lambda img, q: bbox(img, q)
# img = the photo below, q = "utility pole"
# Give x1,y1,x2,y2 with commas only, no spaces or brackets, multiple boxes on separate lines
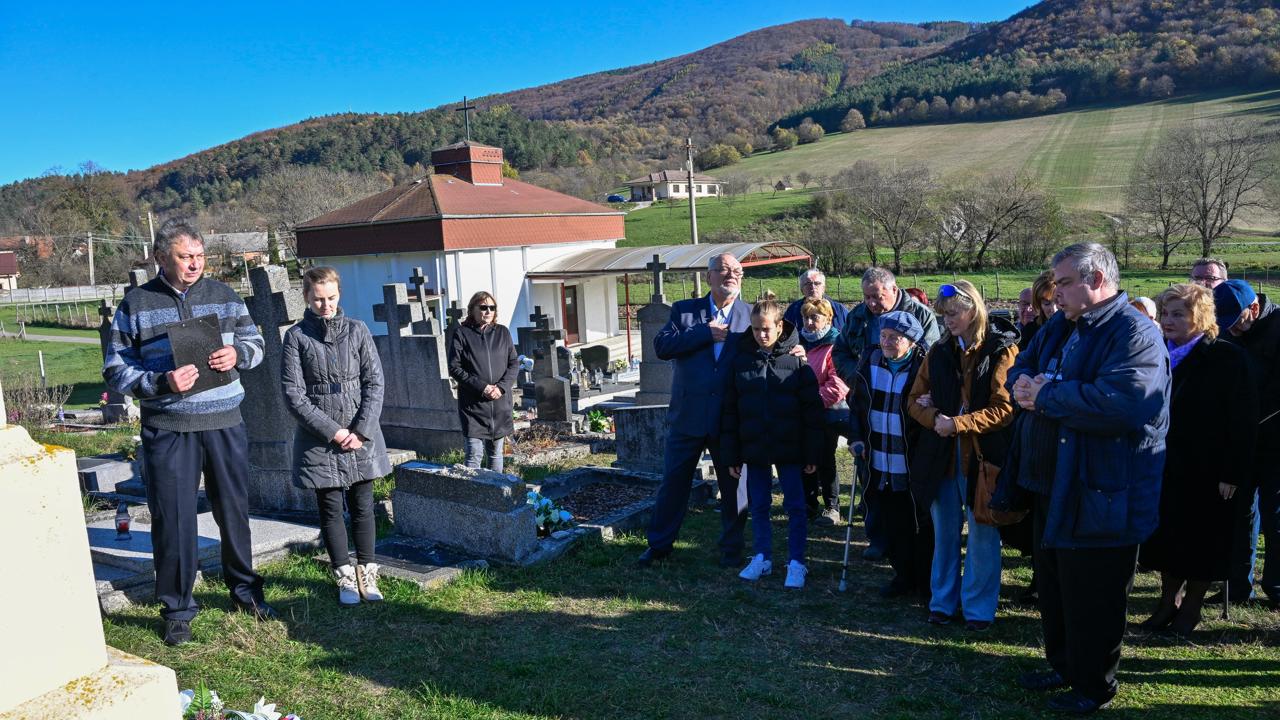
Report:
145,211,154,260
686,138,702,298
87,231,96,286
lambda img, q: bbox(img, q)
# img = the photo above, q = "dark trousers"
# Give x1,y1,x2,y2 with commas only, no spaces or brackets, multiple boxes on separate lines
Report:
647,430,747,557
1033,495,1137,703
142,423,263,621
315,480,376,568
1228,472,1280,602
802,423,843,511
857,456,888,552
874,483,934,594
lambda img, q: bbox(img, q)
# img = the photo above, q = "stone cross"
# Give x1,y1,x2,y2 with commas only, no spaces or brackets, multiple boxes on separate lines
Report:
646,254,667,304
408,267,430,304
246,265,306,344
447,301,465,328
374,283,425,337
97,298,136,422
127,268,148,291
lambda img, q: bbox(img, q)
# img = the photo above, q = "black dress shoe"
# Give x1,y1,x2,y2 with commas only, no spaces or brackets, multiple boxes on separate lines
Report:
636,547,672,567
879,578,914,598
1046,690,1112,714
233,600,280,621
163,619,192,646
719,551,743,568
1017,669,1067,691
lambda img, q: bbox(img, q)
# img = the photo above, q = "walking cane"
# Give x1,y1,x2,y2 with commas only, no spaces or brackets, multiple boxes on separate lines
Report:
838,455,861,592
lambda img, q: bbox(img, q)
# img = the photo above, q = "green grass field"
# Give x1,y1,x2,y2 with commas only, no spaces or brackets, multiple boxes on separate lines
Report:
0,338,105,408
621,190,817,247
728,89,1280,229
0,301,100,338
101,482,1278,720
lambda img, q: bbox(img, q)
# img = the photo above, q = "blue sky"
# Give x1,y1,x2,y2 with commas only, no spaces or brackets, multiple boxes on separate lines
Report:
0,1,1033,185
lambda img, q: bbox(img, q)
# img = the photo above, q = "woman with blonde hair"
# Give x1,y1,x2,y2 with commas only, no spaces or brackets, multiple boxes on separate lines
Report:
1138,283,1256,634
907,279,1020,630
447,291,520,472
282,266,391,606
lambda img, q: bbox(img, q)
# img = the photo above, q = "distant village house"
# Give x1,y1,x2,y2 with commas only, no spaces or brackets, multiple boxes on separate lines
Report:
624,170,720,202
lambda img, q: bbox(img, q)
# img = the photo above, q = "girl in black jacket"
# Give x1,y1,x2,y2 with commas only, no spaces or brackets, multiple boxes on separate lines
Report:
723,297,824,588
447,291,520,473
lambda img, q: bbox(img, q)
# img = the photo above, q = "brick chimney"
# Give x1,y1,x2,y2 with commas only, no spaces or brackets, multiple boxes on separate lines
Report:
430,142,504,186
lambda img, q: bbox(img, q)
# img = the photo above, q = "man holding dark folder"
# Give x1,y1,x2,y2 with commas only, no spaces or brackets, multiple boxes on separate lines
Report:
103,219,273,646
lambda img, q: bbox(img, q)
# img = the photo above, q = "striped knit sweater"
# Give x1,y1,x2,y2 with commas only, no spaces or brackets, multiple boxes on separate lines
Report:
103,274,264,431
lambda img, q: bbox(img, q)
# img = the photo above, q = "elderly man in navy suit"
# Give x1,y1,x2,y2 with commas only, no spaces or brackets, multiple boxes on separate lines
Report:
638,252,757,567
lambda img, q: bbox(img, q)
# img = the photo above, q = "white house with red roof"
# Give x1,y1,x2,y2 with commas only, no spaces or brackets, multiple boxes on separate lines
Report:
296,141,627,346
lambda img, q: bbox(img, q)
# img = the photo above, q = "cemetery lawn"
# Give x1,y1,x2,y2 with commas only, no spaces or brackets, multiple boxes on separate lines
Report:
102,477,1279,719
0,338,105,408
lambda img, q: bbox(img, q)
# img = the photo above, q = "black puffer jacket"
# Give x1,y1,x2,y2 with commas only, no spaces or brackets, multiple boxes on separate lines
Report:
281,308,391,489
447,322,519,440
721,326,825,467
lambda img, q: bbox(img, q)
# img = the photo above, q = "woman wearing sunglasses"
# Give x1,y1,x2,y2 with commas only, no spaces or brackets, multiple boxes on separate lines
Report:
447,291,520,472
906,279,1020,630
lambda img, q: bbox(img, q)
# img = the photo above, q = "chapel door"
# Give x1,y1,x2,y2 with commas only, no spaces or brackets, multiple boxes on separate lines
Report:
562,284,580,345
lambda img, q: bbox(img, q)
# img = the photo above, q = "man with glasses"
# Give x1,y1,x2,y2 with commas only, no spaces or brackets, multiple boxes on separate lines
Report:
1190,258,1228,289
783,268,848,332
638,253,754,568
1003,242,1169,713
833,267,939,560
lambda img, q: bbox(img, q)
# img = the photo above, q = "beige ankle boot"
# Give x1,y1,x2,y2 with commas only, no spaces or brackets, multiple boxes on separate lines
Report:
334,564,360,606
356,563,383,602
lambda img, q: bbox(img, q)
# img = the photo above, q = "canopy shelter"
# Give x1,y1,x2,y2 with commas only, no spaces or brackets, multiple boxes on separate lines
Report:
526,241,812,359
525,241,811,280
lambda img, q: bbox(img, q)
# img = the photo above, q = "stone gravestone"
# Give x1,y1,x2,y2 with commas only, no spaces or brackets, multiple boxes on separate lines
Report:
373,283,463,456
97,298,138,424
612,404,670,475
528,308,572,422
407,266,442,336
392,461,537,564
240,264,311,512
579,345,610,384
0,378,179,718
635,254,674,406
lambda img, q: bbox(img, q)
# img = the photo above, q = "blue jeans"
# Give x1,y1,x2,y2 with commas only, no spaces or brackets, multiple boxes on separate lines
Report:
747,463,807,564
930,472,1003,622
465,437,505,474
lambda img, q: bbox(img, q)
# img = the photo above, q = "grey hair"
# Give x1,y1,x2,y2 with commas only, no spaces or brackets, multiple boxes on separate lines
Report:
1190,257,1228,278
154,218,204,257
707,252,738,272
1051,242,1120,289
799,268,825,285
861,266,896,288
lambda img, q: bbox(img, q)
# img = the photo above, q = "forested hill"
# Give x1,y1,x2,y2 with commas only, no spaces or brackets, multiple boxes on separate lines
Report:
779,0,1280,130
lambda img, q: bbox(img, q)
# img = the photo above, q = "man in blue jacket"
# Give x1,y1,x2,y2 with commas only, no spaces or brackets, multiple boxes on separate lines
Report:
782,267,848,332
1006,243,1170,714
638,252,754,567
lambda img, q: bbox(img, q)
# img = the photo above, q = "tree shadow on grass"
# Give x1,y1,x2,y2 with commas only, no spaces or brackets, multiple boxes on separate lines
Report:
105,503,1280,720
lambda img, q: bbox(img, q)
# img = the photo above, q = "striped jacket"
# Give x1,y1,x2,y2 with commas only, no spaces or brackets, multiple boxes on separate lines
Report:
103,274,264,431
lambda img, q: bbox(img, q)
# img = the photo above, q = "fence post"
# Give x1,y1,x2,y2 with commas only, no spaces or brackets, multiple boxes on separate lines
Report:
995,271,1001,301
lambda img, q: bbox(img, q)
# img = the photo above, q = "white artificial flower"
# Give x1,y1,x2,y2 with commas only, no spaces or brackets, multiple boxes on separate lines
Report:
210,690,224,711
178,689,194,713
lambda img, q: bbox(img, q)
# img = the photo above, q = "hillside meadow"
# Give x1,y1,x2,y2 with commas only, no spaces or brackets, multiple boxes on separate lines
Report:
729,89,1280,229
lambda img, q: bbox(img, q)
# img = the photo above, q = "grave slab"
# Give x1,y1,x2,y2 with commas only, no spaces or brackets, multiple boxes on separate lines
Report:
77,455,136,493
613,404,669,475
315,536,474,592
87,513,321,574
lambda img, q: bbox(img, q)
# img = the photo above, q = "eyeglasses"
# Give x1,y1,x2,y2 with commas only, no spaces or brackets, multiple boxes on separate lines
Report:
712,267,744,277
477,305,496,312
1191,275,1223,284
938,284,973,301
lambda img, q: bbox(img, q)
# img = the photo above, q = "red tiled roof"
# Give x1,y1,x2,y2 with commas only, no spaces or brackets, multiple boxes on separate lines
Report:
0,251,18,276
0,235,53,259
295,175,625,258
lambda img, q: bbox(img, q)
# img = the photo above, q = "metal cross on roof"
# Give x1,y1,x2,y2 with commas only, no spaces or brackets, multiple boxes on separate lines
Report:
456,96,477,141
646,254,668,304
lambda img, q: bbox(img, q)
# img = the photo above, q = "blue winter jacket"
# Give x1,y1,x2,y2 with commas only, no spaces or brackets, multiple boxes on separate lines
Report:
1004,292,1170,549
654,294,752,438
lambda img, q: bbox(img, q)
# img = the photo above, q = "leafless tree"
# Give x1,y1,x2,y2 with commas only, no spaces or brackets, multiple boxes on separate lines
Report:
247,166,391,257
718,173,750,207
1163,119,1276,257
842,163,936,274
807,211,860,276
1124,148,1191,269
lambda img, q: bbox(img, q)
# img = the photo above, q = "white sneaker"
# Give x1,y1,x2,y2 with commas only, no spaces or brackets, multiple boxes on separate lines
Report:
357,563,384,602
739,554,772,581
784,560,808,589
334,564,360,606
